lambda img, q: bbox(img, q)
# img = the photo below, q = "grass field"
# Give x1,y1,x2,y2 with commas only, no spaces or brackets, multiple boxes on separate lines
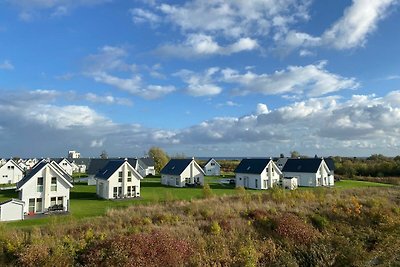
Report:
0,177,394,227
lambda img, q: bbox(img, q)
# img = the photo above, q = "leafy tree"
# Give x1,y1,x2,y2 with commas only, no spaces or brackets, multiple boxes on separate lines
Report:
290,151,300,158
148,147,169,174
100,150,108,159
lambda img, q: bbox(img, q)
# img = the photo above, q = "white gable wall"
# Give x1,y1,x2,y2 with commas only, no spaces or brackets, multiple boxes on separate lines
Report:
284,161,333,187
161,160,205,188
0,200,24,221
204,159,221,176
19,165,72,214
235,161,281,190
0,160,24,184
58,159,73,176
96,162,142,199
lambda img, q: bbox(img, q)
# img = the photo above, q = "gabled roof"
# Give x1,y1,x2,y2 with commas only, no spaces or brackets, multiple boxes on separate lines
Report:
52,158,72,166
160,159,194,175
2,159,25,173
95,160,140,180
139,157,155,167
17,161,73,190
234,158,273,174
282,158,324,173
204,158,221,167
324,158,335,171
50,161,73,182
0,198,25,206
87,159,110,175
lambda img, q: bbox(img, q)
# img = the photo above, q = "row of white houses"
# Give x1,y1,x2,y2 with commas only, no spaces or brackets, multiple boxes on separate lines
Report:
0,156,334,222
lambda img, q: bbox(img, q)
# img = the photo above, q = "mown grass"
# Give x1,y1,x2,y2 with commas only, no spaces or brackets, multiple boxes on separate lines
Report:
0,177,393,227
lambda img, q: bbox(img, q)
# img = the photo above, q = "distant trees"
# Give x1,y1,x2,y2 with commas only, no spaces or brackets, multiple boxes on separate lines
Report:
290,151,300,158
148,147,169,174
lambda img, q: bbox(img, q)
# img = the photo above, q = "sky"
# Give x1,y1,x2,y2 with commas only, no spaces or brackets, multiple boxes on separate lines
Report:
0,0,400,158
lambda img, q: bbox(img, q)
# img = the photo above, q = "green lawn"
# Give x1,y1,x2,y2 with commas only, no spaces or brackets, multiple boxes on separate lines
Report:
0,177,393,227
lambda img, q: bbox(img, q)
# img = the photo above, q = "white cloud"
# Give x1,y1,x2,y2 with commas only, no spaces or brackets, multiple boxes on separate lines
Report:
221,61,359,97
85,46,175,99
85,93,133,106
157,34,258,57
130,8,161,24
256,103,269,115
90,138,105,148
322,0,397,49
217,101,240,108
0,60,14,70
175,67,222,96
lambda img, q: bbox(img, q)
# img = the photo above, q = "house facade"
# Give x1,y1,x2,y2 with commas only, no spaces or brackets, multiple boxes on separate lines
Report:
203,158,221,176
0,199,25,221
161,158,205,187
0,159,24,184
55,158,74,176
282,158,334,187
16,161,73,214
235,158,282,190
138,157,156,177
96,160,142,199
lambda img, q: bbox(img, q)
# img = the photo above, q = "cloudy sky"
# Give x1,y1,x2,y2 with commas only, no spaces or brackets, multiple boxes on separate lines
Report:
0,0,400,158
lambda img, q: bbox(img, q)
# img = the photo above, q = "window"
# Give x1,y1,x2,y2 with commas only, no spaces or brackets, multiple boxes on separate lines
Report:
118,171,123,177
58,197,63,206
37,177,43,192
118,171,123,182
127,171,132,182
176,178,179,186
118,187,122,197
211,162,215,166
51,197,56,206
255,179,258,188
127,186,132,197
29,199,35,213
113,187,118,198
51,177,57,191
36,198,42,213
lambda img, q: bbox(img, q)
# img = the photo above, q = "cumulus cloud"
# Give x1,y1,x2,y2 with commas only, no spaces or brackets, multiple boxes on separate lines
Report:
174,67,222,96
0,60,14,70
157,34,258,57
85,93,133,106
221,61,359,97
85,46,175,99
130,8,161,24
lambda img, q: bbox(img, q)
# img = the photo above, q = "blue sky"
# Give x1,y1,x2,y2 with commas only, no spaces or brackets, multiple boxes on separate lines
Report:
0,0,400,158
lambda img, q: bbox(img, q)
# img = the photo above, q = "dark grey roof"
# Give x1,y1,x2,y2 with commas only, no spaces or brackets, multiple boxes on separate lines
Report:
160,159,192,175
87,159,110,175
17,161,47,189
95,160,125,180
282,158,323,173
324,158,335,171
234,158,272,174
71,158,91,167
139,157,155,167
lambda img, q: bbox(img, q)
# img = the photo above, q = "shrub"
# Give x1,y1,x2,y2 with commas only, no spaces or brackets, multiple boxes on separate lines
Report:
273,213,319,245
203,183,213,199
310,214,329,231
209,221,222,235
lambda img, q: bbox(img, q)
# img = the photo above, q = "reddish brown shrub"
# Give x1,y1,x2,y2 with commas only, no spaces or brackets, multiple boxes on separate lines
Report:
273,213,319,244
78,230,193,267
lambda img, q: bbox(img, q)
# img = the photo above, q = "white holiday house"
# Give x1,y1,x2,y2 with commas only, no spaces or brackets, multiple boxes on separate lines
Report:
0,199,25,221
16,160,73,214
0,159,24,184
95,159,143,199
54,158,74,176
160,158,205,187
235,158,282,190
203,158,221,176
282,158,334,187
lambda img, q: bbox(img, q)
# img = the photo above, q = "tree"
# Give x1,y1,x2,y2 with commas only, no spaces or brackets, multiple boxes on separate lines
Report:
290,151,300,158
148,147,169,174
100,150,108,159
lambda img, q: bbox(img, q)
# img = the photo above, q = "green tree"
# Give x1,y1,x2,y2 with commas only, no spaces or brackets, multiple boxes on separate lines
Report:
290,151,300,158
148,147,169,174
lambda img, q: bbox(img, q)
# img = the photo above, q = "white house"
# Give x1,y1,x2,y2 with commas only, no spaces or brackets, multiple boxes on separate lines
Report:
18,161,29,172
160,158,205,187
282,158,334,187
68,150,81,159
16,160,73,214
0,159,6,167
96,159,143,199
203,158,221,176
25,158,38,169
234,158,282,190
137,157,156,177
54,158,74,176
283,177,298,190
0,199,25,222
0,159,24,184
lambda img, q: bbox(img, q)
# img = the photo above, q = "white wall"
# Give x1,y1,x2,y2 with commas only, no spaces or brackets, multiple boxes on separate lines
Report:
19,165,71,214
96,162,142,199
235,161,281,190
58,159,73,176
204,160,221,176
0,160,24,184
161,160,205,188
0,201,24,221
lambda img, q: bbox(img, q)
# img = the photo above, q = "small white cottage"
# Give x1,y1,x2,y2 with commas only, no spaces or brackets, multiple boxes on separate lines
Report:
95,159,143,199
203,158,221,176
282,158,334,187
160,158,205,187
0,199,25,222
0,159,24,184
16,160,73,214
234,158,282,190
54,158,74,176
283,177,298,190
